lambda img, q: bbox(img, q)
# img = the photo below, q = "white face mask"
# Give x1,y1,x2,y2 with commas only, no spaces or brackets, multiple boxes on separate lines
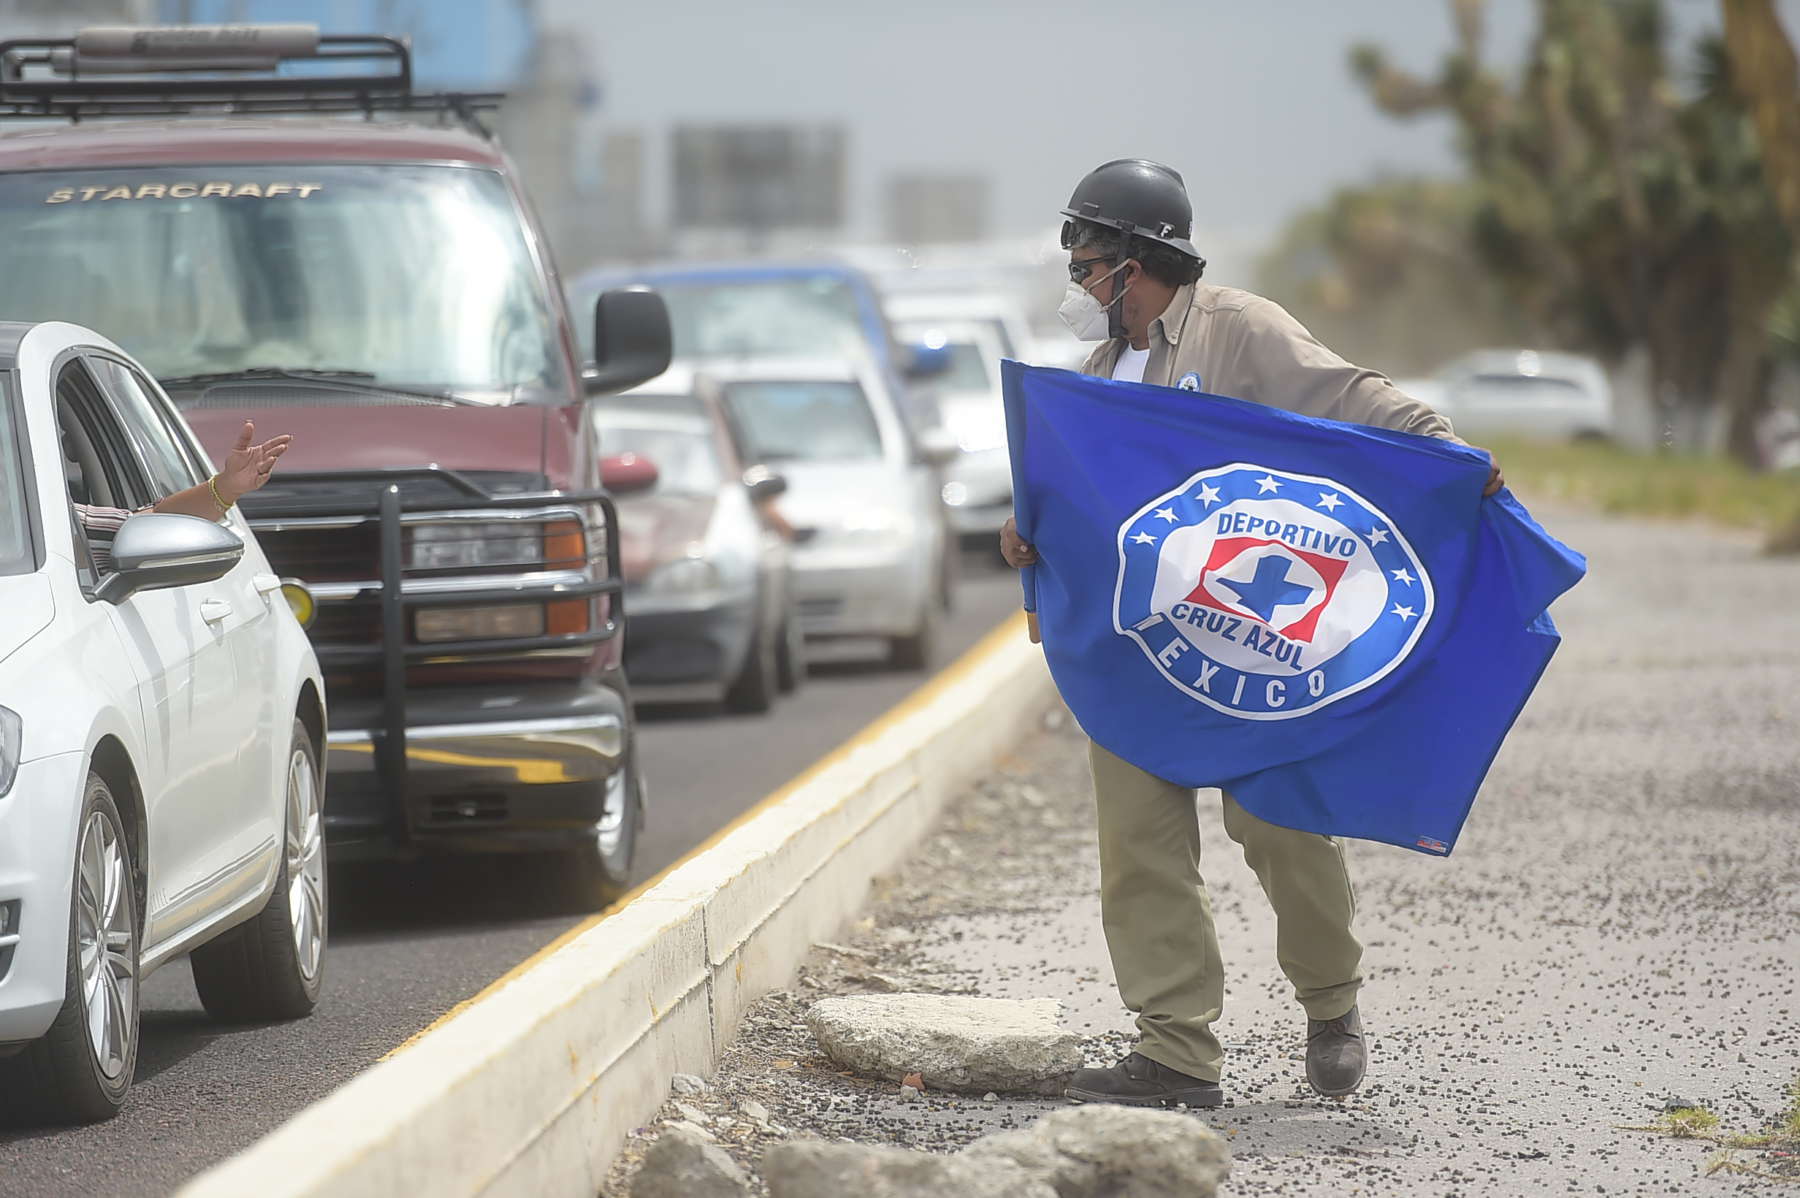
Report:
1057,263,1130,341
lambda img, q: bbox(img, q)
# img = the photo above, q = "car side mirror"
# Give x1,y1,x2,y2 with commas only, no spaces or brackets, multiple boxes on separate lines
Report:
601,452,660,495
903,342,952,381
585,287,673,397
916,427,962,468
94,513,244,604
742,464,788,503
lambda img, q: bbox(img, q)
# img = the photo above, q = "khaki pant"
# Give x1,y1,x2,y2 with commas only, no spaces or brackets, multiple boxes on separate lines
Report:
1089,739,1363,1082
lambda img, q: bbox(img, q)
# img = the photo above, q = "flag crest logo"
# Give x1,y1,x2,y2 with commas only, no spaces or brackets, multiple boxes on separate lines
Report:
1113,462,1434,720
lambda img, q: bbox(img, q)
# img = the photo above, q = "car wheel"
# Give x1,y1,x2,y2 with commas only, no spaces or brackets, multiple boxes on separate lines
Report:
887,580,941,671
190,719,326,1023
542,749,642,912
0,772,139,1124
725,615,779,714
775,607,806,694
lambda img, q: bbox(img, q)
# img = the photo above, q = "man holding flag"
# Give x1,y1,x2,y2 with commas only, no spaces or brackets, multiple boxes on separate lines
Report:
999,159,1566,1110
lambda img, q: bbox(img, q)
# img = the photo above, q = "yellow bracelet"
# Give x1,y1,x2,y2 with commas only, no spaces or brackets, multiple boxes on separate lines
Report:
207,474,233,516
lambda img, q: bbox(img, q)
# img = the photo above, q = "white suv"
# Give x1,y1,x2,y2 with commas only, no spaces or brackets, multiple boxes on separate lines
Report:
0,322,327,1123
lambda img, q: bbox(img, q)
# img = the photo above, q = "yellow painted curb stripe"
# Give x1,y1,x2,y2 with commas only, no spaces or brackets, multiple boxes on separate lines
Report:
379,609,1028,1062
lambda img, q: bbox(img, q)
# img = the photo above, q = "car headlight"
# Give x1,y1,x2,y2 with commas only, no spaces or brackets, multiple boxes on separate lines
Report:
407,522,541,571
646,554,722,596
0,706,20,798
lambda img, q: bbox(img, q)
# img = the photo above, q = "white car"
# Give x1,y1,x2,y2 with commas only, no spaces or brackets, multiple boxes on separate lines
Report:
713,358,955,670
883,290,1037,365
893,317,1015,546
1430,349,1614,441
0,321,327,1123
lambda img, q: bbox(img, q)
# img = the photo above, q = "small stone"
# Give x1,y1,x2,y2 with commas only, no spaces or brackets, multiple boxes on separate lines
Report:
898,1084,922,1102
671,1101,710,1125
671,1072,709,1097
740,1099,771,1124
630,1124,749,1198
962,1105,1231,1198
762,1140,1053,1198
1662,1096,1704,1112
807,993,1082,1094
663,1120,715,1142
984,1092,999,1102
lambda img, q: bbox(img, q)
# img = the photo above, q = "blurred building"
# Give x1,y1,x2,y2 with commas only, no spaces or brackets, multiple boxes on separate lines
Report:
669,123,846,258
884,173,989,247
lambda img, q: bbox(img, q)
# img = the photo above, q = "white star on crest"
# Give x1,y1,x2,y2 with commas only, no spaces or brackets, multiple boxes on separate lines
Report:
1391,567,1416,585
1390,603,1417,622
1255,474,1282,494
1153,507,1178,523
1366,526,1391,546
1131,531,1158,546
1195,482,1222,506
1316,491,1344,512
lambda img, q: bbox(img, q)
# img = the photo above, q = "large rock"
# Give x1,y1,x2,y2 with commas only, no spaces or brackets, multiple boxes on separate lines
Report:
961,1105,1231,1198
762,1140,1055,1198
630,1124,751,1198
806,994,1082,1094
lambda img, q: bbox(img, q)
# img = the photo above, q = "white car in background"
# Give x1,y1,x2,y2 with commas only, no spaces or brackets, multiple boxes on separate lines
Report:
883,290,1037,365
0,322,327,1123
893,317,1015,548
1429,348,1614,441
714,358,956,670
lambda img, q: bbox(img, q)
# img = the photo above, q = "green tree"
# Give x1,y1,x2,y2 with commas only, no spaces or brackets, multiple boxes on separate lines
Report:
1350,0,1792,462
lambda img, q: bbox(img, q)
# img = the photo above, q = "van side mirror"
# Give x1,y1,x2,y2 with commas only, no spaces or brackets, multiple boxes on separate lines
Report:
94,513,244,604
585,287,673,397
742,464,788,503
600,453,660,495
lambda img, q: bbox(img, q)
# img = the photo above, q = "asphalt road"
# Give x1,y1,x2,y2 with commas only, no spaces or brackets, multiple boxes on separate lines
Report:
0,562,1025,1198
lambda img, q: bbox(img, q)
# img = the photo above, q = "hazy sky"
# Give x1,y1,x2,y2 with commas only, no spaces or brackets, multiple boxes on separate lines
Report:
546,0,1793,273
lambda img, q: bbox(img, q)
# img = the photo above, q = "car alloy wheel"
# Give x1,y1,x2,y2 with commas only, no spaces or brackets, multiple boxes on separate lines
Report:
76,807,136,1081
285,746,326,983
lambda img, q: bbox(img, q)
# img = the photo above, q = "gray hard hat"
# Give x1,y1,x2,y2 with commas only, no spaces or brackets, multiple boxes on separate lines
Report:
1060,158,1201,260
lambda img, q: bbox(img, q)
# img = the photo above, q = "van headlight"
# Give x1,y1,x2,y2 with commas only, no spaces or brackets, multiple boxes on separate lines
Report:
0,706,20,798
407,522,541,571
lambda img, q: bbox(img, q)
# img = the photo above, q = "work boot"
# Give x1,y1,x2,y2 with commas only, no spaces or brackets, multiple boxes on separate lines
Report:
1065,1052,1224,1108
1306,1005,1366,1097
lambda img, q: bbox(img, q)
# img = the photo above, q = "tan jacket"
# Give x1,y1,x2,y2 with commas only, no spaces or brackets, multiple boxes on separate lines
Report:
1080,283,1458,441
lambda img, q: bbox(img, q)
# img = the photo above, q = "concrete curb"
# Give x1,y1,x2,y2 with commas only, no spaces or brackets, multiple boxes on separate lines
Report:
178,613,1053,1198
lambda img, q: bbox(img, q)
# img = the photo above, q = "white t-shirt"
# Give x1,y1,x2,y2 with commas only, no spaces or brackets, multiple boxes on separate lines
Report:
1112,344,1150,384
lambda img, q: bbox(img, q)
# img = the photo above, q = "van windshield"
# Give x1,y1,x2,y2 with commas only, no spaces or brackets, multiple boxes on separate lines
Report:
0,165,568,403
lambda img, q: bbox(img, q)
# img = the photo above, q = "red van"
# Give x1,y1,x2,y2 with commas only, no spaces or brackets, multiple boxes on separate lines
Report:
0,27,671,904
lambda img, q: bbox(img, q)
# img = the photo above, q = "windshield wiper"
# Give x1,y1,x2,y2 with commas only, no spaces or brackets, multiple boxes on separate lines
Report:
157,368,480,405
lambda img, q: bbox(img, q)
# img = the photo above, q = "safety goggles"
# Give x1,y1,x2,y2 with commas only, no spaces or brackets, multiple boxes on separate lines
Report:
1068,256,1117,284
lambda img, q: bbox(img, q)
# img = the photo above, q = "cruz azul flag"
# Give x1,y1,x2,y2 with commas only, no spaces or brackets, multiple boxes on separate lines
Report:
1003,360,1586,856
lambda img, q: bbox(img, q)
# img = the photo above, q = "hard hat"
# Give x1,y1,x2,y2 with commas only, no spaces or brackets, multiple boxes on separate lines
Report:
1060,158,1201,260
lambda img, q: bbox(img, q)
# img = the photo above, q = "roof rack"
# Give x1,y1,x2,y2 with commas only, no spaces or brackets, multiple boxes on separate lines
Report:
0,25,504,137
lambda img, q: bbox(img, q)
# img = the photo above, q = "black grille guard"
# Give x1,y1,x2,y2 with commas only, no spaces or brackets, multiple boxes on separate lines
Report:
242,467,625,846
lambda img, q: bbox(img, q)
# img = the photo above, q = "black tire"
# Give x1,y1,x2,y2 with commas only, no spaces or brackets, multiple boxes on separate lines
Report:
887,584,941,671
542,751,643,912
775,606,806,694
725,615,779,714
0,774,139,1125
190,720,326,1023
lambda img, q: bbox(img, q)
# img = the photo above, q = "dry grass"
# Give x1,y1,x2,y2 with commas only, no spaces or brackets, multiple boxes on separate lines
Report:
1486,437,1800,554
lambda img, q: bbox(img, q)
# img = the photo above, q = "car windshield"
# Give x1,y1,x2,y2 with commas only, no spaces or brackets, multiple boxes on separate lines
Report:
0,165,568,402
641,276,868,361
0,383,31,575
936,342,992,392
725,380,883,463
1465,374,1586,401
592,411,723,496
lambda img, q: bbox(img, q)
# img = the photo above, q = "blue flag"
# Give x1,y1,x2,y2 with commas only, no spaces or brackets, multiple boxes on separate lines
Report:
1004,360,1586,856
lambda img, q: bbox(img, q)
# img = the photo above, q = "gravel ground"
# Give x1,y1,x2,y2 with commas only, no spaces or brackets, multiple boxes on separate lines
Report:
603,508,1800,1197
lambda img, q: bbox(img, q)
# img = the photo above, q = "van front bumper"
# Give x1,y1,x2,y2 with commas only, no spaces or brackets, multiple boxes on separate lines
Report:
323,682,628,858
